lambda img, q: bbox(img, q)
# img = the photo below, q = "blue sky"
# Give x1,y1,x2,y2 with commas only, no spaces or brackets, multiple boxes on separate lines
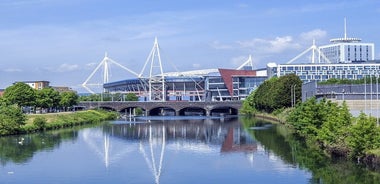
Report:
0,0,380,92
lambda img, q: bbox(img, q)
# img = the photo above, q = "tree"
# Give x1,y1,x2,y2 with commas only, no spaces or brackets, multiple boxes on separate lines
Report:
347,113,380,158
317,101,352,153
0,104,26,135
3,82,36,107
35,87,61,112
125,93,139,101
275,73,302,108
60,91,79,111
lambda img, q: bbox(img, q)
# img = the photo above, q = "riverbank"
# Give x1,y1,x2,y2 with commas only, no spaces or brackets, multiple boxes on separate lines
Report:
21,110,118,134
252,109,380,169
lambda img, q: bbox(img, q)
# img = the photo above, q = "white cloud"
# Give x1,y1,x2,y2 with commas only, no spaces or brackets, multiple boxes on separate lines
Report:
299,29,327,42
3,68,22,72
237,36,301,54
85,62,98,69
210,40,233,50
57,64,80,72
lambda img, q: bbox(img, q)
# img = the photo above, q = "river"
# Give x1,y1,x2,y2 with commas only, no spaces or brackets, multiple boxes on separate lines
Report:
1,116,379,184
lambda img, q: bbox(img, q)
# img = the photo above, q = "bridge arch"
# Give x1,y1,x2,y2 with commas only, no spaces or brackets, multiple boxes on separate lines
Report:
119,106,147,116
178,107,207,116
210,106,239,116
149,107,176,116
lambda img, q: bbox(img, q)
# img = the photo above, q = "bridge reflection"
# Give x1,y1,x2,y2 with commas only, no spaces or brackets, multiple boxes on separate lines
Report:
83,119,256,183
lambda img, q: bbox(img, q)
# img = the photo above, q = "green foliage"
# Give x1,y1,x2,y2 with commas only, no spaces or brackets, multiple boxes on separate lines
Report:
33,116,47,130
60,91,79,111
125,93,139,101
287,97,325,139
248,74,302,113
79,94,101,101
287,96,380,160
347,113,380,158
36,87,61,111
0,104,26,135
3,82,36,107
240,91,256,115
319,76,379,85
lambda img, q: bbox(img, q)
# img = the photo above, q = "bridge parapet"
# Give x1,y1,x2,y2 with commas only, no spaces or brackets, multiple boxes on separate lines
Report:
78,101,243,116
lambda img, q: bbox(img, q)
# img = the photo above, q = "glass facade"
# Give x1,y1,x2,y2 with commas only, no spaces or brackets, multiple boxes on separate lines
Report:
277,62,380,83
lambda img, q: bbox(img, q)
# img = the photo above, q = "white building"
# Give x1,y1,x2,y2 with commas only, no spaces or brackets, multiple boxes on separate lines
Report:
276,19,378,82
319,38,374,63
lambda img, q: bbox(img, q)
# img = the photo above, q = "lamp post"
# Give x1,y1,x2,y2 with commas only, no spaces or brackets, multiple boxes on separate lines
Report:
291,84,297,107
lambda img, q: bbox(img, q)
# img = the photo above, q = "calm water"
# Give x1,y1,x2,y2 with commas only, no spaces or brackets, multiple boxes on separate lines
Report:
1,117,379,184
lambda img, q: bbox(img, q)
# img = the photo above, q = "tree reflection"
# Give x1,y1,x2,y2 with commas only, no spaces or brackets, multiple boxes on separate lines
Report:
0,128,78,166
241,117,380,184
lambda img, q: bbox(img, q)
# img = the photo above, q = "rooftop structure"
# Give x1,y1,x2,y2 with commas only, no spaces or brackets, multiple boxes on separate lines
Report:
277,19,378,83
84,38,266,102
321,18,374,63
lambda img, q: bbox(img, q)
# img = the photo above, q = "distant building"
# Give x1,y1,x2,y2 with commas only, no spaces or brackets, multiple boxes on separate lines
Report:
52,86,76,93
17,81,50,90
0,89,4,96
275,20,378,83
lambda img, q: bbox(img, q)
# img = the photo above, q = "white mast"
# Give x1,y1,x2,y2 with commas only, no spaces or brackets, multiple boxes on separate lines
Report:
139,37,166,101
286,40,331,64
236,55,254,70
82,53,139,94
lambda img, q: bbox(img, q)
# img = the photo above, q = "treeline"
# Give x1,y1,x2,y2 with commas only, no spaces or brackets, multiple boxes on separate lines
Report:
0,82,104,135
79,93,138,102
242,74,380,161
319,76,380,85
1,82,78,113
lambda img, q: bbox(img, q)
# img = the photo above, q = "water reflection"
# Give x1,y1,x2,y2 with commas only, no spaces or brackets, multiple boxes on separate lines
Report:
0,129,78,166
91,117,257,183
3,117,378,183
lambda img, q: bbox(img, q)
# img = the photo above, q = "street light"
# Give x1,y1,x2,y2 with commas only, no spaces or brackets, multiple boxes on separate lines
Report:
291,84,297,107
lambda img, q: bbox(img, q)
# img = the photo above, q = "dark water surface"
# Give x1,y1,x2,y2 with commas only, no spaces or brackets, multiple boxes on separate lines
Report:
1,117,379,184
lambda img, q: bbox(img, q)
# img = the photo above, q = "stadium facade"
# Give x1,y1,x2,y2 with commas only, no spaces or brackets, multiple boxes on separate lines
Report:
104,67,268,102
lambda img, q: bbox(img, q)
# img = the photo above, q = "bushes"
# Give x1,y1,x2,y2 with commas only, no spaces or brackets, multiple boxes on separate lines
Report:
33,116,47,130
287,97,380,159
0,104,26,135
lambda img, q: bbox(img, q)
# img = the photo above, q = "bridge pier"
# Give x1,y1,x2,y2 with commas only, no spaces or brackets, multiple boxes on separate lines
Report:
206,110,211,116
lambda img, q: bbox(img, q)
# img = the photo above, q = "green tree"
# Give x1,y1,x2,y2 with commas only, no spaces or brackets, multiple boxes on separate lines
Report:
241,91,256,115
35,87,61,112
125,93,139,101
60,91,79,111
287,97,329,139
3,82,36,107
275,73,302,108
317,101,352,152
0,104,26,135
347,113,380,158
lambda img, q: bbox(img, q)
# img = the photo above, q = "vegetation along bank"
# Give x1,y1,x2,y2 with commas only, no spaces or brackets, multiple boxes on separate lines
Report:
241,74,380,169
0,82,118,136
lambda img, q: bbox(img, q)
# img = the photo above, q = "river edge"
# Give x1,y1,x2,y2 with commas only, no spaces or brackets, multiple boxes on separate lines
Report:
11,110,118,136
252,112,380,170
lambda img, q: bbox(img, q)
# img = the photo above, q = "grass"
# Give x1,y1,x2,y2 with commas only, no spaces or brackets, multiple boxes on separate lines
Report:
21,110,118,133
26,112,74,125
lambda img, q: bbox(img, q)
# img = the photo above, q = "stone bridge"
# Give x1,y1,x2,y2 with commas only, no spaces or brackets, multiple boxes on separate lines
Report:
78,101,243,116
